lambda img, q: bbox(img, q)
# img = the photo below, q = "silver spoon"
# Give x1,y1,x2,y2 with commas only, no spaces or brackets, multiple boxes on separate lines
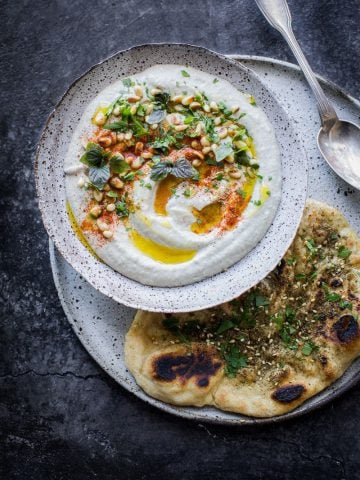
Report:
255,0,360,190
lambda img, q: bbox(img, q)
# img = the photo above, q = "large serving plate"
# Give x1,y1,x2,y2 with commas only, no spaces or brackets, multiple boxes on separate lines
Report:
36,44,307,312
50,56,360,425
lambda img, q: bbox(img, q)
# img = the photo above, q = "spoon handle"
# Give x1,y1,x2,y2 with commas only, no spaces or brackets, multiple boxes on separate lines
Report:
255,0,338,129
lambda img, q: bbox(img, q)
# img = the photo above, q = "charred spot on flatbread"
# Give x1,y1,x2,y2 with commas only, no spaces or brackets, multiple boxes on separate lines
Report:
152,350,222,388
332,315,359,344
271,384,306,403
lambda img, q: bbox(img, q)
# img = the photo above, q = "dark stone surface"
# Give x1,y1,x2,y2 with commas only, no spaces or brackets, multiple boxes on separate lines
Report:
1,0,359,478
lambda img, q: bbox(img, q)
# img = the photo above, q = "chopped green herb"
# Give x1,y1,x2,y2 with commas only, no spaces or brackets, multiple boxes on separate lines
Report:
103,121,128,132
106,190,118,198
249,95,257,106
220,342,247,377
213,78,219,84
216,319,235,335
122,78,135,88
255,294,269,307
305,239,317,255
218,101,232,117
121,171,136,182
181,70,190,77
183,187,192,198
302,341,319,356
339,299,352,310
115,197,129,218
139,179,152,190
338,246,352,259
151,133,176,153
236,189,246,198
326,291,342,303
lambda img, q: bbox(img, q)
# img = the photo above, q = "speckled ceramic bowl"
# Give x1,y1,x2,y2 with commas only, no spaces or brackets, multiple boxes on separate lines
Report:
35,44,308,312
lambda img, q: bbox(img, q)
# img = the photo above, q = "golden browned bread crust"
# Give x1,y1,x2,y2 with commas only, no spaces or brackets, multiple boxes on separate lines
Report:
125,200,360,417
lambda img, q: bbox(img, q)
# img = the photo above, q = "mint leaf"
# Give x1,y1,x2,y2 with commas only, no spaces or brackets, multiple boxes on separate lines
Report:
88,164,110,190
80,142,107,167
150,158,196,182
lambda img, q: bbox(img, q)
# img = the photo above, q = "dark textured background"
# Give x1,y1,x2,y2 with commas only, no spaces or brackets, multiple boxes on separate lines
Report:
1,0,359,478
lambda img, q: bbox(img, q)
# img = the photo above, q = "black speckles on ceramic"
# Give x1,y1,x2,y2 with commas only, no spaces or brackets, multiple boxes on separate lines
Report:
50,57,360,426
36,44,308,313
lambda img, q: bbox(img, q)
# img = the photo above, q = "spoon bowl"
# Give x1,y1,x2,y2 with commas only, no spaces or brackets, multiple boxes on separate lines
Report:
318,120,360,190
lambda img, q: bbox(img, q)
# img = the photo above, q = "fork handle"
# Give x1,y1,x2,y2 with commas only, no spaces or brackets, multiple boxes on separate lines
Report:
255,0,338,129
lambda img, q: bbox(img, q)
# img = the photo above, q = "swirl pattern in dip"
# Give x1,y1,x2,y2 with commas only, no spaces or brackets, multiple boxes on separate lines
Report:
65,65,282,286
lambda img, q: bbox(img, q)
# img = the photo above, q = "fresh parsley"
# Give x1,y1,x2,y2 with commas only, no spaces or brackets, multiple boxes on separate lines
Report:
122,78,134,88
216,319,235,335
220,342,247,377
236,189,247,198
302,341,319,356
338,245,352,259
115,197,129,218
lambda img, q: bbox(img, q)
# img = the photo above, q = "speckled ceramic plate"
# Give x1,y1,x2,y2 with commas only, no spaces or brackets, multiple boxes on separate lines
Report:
50,56,360,425
36,44,307,312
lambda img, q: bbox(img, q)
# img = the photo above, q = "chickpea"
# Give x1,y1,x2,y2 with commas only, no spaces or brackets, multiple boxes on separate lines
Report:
96,219,108,231
202,146,211,154
181,95,195,106
106,203,116,212
93,190,103,202
200,136,210,147
131,157,143,169
110,177,124,189
171,95,183,104
189,101,201,110
151,87,162,96
174,124,188,132
218,127,228,139
229,169,242,179
90,205,102,218
127,95,141,103
134,85,143,97
102,230,113,239
94,112,106,126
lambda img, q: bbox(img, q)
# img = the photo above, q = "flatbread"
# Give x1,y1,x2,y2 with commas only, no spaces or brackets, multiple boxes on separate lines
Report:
125,200,360,417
